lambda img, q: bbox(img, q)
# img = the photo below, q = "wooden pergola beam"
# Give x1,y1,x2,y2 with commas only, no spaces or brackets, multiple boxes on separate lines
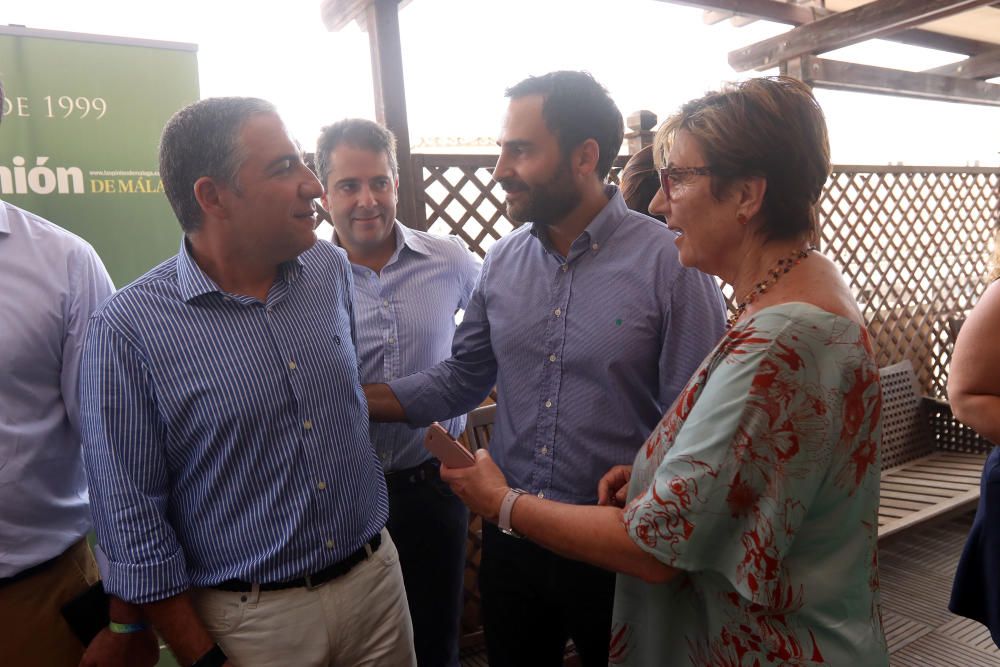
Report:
319,0,422,229
726,0,999,71
321,0,370,31
925,48,1000,79
366,0,419,229
799,55,1000,105
657,0,999,56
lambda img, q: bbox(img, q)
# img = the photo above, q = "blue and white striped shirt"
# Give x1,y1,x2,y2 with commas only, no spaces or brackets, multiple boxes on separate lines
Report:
391,186,727,505
80,239,388,604
345,223,481,472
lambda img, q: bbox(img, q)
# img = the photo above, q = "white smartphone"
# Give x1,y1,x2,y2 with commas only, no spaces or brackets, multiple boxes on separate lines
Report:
424,422,476,468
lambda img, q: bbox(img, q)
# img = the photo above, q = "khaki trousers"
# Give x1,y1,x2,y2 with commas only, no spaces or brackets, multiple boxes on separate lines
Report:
191,529,416,667
0,539,100,667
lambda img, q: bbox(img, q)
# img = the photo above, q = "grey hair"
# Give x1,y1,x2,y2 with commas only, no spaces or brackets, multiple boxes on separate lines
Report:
159,97,277,233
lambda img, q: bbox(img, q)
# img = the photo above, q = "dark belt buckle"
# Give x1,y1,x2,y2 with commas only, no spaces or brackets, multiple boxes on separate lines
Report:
303,573,321,591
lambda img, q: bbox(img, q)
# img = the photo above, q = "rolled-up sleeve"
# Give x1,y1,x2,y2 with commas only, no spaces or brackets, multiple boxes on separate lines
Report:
80,315,189,604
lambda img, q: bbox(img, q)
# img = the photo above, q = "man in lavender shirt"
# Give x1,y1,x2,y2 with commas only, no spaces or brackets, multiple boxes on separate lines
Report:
366,71,727,666
317,118,481,667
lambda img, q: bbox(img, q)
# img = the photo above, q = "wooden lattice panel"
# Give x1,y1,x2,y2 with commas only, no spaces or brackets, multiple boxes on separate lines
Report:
818,167,999,398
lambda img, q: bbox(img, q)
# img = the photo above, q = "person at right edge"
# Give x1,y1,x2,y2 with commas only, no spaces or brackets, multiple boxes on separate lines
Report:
949,230,1000,647
364,70,727,667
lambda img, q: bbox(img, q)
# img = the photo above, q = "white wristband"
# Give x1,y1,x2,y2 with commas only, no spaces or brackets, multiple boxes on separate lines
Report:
498,487,527,538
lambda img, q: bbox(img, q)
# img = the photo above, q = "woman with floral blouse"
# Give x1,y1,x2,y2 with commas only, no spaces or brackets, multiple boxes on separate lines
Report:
442,77,888,666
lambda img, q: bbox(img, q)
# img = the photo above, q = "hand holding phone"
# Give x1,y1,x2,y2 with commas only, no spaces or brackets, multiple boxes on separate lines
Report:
424,422,476,468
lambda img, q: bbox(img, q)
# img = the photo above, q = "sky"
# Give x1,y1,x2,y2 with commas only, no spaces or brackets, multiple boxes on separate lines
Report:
4,0,999,166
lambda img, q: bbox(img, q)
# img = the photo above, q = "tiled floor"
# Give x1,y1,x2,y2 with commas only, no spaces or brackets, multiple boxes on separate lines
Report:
461,511,1000,666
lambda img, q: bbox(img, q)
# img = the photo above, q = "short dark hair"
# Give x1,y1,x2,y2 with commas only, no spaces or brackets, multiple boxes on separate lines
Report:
315,118,398,187
658,76,831,241
505,71,624,181
159,97,276,233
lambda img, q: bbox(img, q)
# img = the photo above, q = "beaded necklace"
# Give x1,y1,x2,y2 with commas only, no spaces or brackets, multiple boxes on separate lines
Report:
727,246,815,329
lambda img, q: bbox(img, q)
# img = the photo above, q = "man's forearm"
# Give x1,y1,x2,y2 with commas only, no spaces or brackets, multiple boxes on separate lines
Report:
109,596,145,623
142,591,216,666
364,383,408,422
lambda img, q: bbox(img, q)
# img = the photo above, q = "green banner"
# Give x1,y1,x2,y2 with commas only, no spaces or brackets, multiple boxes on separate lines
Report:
0,26,199,285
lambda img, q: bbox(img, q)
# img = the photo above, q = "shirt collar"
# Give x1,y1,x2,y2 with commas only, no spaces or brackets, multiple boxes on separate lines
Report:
0,200,11,236
529,184,627,253
333,221,432,269
175,236,304,303
395,222,434,257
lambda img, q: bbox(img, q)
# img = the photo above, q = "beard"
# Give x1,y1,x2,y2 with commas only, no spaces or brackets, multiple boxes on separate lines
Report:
501,160,582,226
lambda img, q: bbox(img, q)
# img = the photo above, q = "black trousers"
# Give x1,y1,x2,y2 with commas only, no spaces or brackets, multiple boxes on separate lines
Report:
386,463,469,667
479,522,616,667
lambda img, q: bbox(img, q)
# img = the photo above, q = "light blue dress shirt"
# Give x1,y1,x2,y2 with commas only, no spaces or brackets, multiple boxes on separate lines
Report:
344,223,481,472
80,239,388,604
0,200,114,577
391,186,728,505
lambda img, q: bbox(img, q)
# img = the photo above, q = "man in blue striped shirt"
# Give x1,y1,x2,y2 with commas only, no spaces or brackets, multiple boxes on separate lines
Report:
80,98,415,667
367,72,728,667
316,118,481,667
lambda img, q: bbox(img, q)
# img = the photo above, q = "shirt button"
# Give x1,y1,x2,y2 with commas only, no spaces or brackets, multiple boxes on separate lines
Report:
592,242,600,251
303,420,313,430
317,481,327,490
288,361,297,370
541,447,548,455
383,299,390,307
538,492,545,499
325,539,335,549
544,399,552,408
388,336,396,344
561,265,568,272
554,308,561,317
334,335,341,345
548,354,557,362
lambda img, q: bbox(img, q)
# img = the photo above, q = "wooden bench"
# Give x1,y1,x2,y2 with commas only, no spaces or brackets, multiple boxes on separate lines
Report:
878,360,993,540
464,403,496,453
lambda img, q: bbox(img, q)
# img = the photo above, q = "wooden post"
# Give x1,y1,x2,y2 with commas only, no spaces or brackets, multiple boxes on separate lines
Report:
624,110,657,155
366,0,422,229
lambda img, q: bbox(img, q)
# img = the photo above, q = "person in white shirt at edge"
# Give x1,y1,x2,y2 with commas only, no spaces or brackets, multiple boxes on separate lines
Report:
0,78,158,667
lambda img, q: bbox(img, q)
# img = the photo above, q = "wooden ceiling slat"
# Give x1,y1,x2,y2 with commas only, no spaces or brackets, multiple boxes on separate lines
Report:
656,0,1000,56
925,47,1000,79
801,55,1000,105
727,0,999,72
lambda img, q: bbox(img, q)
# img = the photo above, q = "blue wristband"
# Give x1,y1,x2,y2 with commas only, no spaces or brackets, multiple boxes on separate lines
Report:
108,621,148,634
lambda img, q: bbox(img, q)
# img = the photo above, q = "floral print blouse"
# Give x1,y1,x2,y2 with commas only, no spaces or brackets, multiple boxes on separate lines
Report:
611,303,889,666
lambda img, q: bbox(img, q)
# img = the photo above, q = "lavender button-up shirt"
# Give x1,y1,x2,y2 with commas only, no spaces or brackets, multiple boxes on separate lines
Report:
390,186,727,505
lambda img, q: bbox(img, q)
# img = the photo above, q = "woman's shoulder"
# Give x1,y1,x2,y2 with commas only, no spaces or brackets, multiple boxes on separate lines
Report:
724,302,875,374
743,301,862,327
